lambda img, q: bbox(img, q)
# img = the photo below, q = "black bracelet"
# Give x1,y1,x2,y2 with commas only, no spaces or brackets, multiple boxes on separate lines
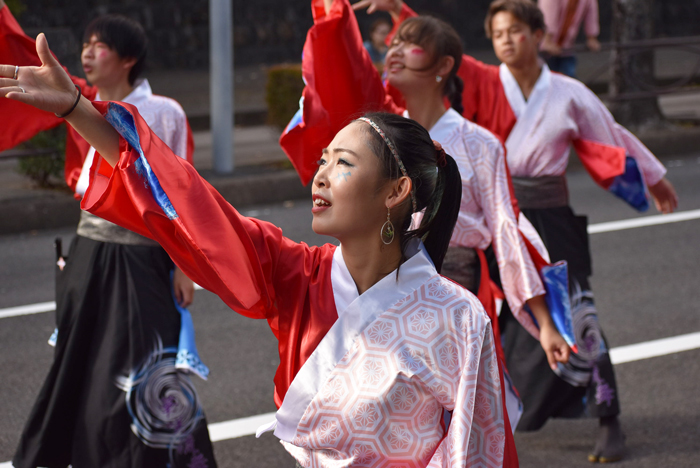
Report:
55,84,82,119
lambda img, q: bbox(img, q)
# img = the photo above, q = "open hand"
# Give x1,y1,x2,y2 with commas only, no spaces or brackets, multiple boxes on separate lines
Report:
539,322,571,371
0,33,77,115
648,177,678,214
352,0,403,16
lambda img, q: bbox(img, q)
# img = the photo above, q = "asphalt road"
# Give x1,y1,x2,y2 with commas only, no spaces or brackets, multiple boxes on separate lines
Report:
0,157,699,467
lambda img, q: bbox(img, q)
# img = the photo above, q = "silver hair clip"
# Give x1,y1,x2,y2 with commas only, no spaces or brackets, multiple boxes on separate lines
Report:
356,117,417,213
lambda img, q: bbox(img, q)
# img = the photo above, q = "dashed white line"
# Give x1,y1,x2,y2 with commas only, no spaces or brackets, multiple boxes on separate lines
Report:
587,208,700,234
609,331,700,365
0,328,696,463
0,301,55,319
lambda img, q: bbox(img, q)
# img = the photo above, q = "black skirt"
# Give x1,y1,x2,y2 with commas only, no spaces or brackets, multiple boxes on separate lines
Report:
491,206,621,431
14,235,217,468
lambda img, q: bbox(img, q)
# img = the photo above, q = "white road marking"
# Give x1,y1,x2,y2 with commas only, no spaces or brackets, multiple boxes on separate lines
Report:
0,209,697,321
208,411,277,442
0,301,55,319
609,331,700,365
0,209,699,458
0,331,694,460
587,209,700,234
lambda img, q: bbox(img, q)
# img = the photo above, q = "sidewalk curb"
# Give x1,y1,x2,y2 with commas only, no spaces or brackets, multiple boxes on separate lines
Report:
0,169,308,236
1,127,698,236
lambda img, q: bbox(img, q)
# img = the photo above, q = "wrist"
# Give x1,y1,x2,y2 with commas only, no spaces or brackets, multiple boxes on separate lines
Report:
390,0,404,19
55,84,81,119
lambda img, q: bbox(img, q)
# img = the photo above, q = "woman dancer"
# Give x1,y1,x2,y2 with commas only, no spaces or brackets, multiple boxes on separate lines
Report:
2,35,519,466
280,0,570,389
369,0,679,462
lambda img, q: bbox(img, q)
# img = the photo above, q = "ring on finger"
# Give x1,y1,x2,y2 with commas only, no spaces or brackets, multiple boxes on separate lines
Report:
18,86,25,94
13,65,19,80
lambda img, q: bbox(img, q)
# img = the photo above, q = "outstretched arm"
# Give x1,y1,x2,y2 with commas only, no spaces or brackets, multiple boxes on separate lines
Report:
1,34,120,164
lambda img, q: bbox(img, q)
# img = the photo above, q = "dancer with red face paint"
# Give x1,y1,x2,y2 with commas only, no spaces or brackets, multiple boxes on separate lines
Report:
0,4,216,467
280,2,572,458
363,0,678,462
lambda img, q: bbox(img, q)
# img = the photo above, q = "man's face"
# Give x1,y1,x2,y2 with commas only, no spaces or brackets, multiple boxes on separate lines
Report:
490,11,542,67
81,34,133,87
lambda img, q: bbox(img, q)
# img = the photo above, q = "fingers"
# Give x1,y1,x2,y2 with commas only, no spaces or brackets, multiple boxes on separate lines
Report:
541,345,558,371
3,88,33,104
180,285,194,308
0,64,18,79
0,77,18,88
352,0,372,10
35,33,59,68
555,343,571,364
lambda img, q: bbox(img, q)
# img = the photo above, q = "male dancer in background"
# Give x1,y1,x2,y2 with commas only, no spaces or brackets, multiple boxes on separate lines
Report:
0,3,217,466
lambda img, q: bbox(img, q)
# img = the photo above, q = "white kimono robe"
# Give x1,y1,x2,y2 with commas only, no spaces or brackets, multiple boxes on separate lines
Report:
81,101,516,468
499,63,666,185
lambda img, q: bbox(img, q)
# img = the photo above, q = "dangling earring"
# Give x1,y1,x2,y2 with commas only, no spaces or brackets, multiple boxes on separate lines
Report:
381,207,395,245
436,75,443,83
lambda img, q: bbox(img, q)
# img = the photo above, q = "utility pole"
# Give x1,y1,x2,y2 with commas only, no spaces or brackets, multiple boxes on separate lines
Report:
210,0,234,174
609,0,664,129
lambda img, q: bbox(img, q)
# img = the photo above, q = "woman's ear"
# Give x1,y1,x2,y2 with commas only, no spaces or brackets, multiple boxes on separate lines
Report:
437,55,455,78
385,175,413,210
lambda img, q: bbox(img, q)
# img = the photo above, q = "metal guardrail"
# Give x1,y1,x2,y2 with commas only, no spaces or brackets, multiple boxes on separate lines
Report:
572,35,700,101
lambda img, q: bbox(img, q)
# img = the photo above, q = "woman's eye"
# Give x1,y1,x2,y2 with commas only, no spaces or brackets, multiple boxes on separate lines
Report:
338,158,353,167
316,158,326,166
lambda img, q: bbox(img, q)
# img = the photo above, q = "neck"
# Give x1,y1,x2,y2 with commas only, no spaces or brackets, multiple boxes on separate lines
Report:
97,80,135,102
506,58,542,100
403,86,447,131
340,236,403,295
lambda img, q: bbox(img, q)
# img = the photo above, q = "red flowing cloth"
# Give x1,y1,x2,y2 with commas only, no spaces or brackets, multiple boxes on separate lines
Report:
0,5,194,192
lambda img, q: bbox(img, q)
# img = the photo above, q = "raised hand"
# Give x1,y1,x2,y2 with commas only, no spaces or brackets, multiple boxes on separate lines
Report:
352,0,403,16
0,33,77,115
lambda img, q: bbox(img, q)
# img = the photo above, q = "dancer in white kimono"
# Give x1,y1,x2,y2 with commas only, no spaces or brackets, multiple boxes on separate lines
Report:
1,36,521,466
280,0,572,389
375,0,679,462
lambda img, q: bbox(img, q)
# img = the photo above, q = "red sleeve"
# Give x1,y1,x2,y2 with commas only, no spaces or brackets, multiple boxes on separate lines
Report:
279,0,401,185
0,5,98,190
456,55,517,142
83,102,339,405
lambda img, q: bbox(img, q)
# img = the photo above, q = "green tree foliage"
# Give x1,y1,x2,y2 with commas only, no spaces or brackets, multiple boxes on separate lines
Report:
5,0,26,16
16,125,67,188
265,64,304,130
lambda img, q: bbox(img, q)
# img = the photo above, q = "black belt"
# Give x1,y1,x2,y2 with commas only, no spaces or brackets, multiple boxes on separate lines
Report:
511,175,569,209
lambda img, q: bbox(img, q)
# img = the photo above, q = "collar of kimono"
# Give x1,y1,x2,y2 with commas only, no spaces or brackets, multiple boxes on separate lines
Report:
500,63,553,164
498,62,551,119
264,239,437,442
95,78,153,106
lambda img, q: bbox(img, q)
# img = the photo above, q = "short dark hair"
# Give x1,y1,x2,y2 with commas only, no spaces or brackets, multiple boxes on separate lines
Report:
83,14,148,86
484,0,546,38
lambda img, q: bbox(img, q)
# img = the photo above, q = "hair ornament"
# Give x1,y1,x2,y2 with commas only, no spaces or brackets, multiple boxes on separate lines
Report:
356,117,418,213
433,140,447,168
